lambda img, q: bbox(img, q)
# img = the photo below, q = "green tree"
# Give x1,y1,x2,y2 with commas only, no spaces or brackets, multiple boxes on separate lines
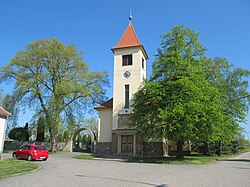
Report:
36,116,45,142
0,38,109,152
0,92,19,132
201,57,250,155
8,123,29,141
132,26,228,159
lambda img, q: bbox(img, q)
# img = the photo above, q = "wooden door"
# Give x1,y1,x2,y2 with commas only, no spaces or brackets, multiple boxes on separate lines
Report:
121,135,133,153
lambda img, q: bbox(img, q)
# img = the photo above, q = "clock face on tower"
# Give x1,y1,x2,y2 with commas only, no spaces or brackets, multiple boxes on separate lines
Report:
123,71,131,78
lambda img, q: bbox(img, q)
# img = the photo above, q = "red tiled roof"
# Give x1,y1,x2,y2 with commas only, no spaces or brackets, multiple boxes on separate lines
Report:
94,98,113,110
0,107,11,118
112,23,148,59
112,23,141,50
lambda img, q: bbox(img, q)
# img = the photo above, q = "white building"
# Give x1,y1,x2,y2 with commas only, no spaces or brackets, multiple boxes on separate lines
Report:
95,20,164,156
0,107,11,159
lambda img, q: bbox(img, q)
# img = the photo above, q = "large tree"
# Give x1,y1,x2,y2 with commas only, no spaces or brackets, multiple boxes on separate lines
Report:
131,26,249,158
0,38,109,151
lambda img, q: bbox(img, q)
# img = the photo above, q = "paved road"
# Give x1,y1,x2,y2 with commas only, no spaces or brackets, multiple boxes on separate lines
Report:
0,152,250,187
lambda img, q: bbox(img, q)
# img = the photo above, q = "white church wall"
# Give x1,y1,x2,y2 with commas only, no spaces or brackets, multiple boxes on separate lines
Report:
112,47,147,130
98,109,112,142
0,117,7,156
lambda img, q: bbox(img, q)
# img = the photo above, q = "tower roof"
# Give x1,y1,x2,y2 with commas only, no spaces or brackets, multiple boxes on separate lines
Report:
113,23,141,49
112,23,148,59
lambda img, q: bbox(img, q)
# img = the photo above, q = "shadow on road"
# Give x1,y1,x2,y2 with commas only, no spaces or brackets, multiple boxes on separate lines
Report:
218,159,250,162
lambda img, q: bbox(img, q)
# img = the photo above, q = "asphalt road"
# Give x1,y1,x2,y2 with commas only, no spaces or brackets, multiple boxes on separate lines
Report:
0,152,250,187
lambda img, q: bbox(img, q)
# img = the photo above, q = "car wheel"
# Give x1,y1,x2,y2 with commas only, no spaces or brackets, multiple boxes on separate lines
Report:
43,158,47,161
12,153,17,159
27,155,32,161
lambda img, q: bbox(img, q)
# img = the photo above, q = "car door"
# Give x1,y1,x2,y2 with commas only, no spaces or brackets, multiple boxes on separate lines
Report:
22,145,32,159
17,145,27,158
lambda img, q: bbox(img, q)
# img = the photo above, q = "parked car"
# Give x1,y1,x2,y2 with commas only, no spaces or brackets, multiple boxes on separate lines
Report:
12,144,48,161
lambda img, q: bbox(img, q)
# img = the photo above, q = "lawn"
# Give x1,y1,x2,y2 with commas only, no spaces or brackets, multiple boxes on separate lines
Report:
74,146,250,164
0,159,39,179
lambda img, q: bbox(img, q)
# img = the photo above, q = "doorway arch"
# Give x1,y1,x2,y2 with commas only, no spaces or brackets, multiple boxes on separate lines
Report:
62,128,96,153
72,128,96,153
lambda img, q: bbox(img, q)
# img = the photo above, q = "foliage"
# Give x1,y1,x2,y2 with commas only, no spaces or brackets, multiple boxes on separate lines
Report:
0,159,39,178
0,91,19,132
35,116,45,141
131,25,250,159
0,38,109,151
8,123,29,141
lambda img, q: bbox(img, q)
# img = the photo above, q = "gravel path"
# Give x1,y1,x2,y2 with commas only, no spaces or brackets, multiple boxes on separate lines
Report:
0,152,250,187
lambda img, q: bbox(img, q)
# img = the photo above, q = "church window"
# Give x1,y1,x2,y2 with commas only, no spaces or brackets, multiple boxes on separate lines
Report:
125,84,129,109
122,55,132,66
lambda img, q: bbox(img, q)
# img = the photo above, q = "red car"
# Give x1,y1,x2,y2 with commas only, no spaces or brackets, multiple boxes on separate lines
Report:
13,144,48,161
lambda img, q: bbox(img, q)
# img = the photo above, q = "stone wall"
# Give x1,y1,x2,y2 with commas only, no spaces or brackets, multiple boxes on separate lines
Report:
4,141,70,151
118,114,131,129
143,142,164,156
96,142,111,154
111,133,118,153
135,133,143,156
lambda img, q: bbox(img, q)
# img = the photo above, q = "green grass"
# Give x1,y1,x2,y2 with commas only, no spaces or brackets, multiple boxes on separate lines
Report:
126,154,220,164
74,146,250,164
74,154,96,160
0,159,39,179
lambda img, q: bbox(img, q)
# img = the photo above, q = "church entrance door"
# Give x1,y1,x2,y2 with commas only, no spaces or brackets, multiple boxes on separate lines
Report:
121,135,133,153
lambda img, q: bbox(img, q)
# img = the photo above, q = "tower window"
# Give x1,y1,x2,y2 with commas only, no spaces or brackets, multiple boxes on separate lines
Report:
122,55,132,66
142,58,144,69
125,84,129,109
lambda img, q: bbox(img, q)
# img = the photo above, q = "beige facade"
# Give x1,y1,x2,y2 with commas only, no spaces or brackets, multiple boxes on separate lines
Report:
112,47,147,130
97,109,112,142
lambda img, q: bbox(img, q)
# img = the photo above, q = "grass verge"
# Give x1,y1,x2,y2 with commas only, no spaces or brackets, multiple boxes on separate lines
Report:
0,159,39,179
74,154,96,160
73,146,250,164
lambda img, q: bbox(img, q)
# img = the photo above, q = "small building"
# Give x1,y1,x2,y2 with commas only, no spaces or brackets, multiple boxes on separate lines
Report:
95,19,165,156
0,107,11,159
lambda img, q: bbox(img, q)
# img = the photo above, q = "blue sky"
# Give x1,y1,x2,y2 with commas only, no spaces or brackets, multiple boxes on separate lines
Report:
0,0,250,135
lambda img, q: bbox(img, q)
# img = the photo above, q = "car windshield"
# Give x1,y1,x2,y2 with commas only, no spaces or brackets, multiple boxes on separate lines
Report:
35,146,46,150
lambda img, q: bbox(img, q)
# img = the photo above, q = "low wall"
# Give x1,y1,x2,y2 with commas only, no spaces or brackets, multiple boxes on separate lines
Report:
143,142,164,156
96,142,112,154
4,141,70,151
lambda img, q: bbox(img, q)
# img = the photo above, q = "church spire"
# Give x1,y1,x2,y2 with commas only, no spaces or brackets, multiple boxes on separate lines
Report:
129,10,133,24
111,14,148,59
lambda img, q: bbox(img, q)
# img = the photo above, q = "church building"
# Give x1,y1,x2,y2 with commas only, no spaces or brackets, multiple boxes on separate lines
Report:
95,19,164,156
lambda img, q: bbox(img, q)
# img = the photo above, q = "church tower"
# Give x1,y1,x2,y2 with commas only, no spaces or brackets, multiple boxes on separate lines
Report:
111,19,148,155
95,17,148,155
111,21,148,129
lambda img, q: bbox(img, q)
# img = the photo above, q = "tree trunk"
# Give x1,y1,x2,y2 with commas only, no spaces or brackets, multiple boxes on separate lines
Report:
50,134,57,152
163,138,169,156
176,140,184,159
217,140,222,156
202,142,209,156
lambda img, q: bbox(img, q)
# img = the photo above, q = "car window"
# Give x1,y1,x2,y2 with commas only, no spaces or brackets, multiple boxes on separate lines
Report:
27,146,32,150
20,146,27,150
35,146,46,150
